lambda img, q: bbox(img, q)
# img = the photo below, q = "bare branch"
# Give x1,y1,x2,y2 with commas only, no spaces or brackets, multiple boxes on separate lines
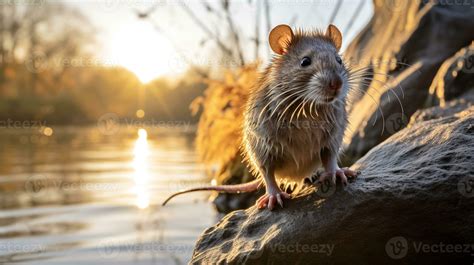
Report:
180,3,234,58
328,0,343,24
201,1,224,20
222,0,245,66
263,0,271,54
254,0,261,60
289,15,298,27
343,0,365,36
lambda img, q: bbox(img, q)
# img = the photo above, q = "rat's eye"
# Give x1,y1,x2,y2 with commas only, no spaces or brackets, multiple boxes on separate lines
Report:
335,55,342,65
300,57,311,67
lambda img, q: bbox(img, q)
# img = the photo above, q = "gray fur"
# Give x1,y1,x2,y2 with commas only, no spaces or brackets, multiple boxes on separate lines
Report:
161,28,352,206
242,31,350,187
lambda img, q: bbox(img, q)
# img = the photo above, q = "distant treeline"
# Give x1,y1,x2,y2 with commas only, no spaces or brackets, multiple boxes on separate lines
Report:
0,63,206,125
0,2,205,125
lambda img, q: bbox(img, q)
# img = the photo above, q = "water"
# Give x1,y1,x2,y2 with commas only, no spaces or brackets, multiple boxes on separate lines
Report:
0,126,217,264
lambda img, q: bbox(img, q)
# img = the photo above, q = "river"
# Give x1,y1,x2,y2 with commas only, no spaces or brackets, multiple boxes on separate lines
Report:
0,126,216,264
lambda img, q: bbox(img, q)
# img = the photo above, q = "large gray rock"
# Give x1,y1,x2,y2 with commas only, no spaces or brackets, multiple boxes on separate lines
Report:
344,0,474,161
191,102,474,264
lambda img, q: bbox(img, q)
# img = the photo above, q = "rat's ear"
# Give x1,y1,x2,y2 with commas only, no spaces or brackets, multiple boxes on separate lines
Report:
326,24,342,51
269,24,294,55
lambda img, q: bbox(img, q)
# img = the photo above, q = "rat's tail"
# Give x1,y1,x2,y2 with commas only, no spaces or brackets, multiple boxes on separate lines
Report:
162,179,263,206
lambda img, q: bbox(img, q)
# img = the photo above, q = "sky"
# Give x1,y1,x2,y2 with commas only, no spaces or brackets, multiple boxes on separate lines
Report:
63,0,373,83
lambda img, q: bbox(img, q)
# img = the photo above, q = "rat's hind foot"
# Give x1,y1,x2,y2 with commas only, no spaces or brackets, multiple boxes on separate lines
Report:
256,190,291,210
319,168,360,186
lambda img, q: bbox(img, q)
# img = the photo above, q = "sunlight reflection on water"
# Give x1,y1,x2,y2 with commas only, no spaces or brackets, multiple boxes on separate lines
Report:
0,126,216,264
133,128,150,209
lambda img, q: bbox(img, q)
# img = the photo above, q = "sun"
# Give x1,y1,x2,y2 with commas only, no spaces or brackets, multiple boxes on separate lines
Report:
107,21,181,83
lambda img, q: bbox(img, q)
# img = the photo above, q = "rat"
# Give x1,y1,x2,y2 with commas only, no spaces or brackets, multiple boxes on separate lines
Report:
162,24,359,210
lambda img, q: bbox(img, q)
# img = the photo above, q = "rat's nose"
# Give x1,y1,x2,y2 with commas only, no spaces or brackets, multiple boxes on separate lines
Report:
328,75,342,91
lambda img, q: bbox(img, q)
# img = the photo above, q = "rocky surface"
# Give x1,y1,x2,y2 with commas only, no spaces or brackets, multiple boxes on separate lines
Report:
412,90,474,123
191,100,474,264
343,0,474,161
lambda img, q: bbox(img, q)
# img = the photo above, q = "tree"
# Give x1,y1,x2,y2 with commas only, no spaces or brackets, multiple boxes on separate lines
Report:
0,2,94,96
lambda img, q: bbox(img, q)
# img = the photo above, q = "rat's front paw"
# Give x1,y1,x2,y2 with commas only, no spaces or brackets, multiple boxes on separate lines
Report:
256,189,291,210
319,167,360,186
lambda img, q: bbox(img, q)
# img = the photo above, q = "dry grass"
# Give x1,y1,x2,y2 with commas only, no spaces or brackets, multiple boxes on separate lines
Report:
191,64,259,181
